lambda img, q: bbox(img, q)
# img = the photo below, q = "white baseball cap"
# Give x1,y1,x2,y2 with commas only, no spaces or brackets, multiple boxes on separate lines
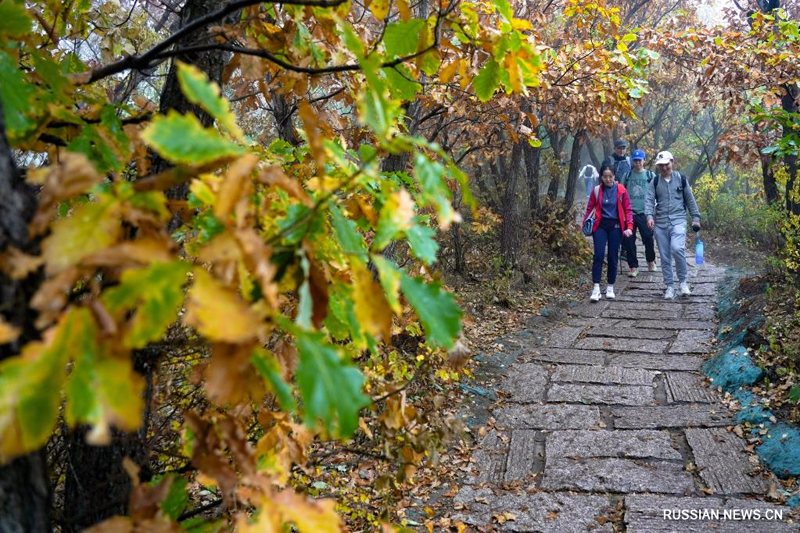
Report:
655,151,674,165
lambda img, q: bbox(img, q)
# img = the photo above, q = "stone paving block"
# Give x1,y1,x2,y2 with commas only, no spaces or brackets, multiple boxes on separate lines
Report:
462,450,506,485
669,329,715,354
541,457,694,494
612,405,732,429
585,327,675,340
523,349,606,366
551,365,658,386
547,326,584,348
685,428,768,495
602,308,682,320
453,486,615,532
546,430,682,460
624,494,796,532
664,373,716,403
575,337,669,354
494,404,602,430
608,353,705,371
500,363,549,403
504,430,540,483
608,302,687,312
684,306,716,321
634,319,715,330
548,383,655,406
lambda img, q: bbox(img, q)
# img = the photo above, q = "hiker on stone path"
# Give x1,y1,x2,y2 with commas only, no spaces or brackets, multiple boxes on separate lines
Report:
645,150,702,300
602,139,632,179
580,163,599,199
619,149,657,276
582,164,634,302
603,139,632,262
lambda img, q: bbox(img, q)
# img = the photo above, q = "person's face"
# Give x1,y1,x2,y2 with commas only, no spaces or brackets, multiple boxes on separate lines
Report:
657,161,673,175
615,145,627,156
633,159,644,171
601,169,615,187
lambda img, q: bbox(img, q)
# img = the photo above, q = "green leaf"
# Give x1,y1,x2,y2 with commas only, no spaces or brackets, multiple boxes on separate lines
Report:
622,32,637,43
32,52,71,104
294,329,370,437
102,262,191,349
400,273,462,348
67,107,131,173
371,255,402,314
159,475,189,520
141,111,246,166
0,1,32,37
413,153,456,225
176,62,244,141
65,310,144,441
358,56,400,138
494,0,513,21
383,19,425,58
790,385,800,404
277,204,320,244
251,348,296,413
41,197,122,274
383,66,421,101
296,253,313,328
194,211,225,244
0,51,38,143
406,221,439,265
473,60,501,102
0,309,79,461
330,203,368,263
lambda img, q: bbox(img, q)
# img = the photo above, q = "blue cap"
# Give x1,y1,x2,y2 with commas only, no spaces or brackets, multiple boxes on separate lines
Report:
631,149,646,160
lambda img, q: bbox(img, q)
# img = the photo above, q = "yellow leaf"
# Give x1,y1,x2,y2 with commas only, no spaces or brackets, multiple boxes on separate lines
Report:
272,489,342,533
185,269,263,343
397,0,411,21
41,198,122,274
505,52,524,94
0,318,20,344
370,0,389,21
214,153,258,221
439,60,459,84
298,102,326,177
352,262,393,341
458,60,471,91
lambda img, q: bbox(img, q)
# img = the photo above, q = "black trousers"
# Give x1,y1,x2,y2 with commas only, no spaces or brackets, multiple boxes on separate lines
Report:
623,212,656,268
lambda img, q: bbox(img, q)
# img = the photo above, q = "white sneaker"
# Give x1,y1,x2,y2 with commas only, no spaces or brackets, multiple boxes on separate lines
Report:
663,287,675,300
680,282,691,296
628,267,638,277
648,262,657,272
590,286,601,302
606,286,615,299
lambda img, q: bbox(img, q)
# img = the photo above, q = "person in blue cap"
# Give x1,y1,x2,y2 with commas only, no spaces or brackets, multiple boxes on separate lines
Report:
619,149,657,275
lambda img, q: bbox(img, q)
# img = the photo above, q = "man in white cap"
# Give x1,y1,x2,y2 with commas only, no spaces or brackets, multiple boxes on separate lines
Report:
645,151,701,299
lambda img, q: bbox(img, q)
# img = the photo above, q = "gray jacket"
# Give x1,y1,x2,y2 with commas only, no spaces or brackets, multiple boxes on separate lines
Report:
645,171,701,228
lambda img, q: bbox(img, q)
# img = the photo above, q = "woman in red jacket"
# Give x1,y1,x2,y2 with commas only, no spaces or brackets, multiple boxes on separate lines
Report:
582,164,634,301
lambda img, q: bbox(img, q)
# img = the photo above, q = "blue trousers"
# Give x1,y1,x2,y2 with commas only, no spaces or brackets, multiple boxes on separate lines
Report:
592,220,622,284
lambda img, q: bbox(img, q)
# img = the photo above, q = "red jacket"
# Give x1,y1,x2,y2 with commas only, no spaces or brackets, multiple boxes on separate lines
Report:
582,183,634,233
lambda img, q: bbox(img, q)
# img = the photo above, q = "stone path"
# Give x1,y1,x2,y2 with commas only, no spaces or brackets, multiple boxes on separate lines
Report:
453,256,796,531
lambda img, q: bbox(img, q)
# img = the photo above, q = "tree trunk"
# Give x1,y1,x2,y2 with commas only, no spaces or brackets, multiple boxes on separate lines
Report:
63,0,231,528
524,142,541,217
0,101,52,532
782,85,800,214
563,130,586,212
500,144,523,268
547,130,564,201
584,137,602,169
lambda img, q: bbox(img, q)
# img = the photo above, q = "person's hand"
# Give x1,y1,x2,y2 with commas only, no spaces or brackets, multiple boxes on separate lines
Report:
623,229,633,238
647,219,655,230
692,222,701,232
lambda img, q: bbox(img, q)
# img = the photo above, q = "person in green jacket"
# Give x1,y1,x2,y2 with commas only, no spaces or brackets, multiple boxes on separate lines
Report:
619,149,657,276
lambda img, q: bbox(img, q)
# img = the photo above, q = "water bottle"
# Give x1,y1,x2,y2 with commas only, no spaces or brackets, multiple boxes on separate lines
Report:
694,228,704,266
